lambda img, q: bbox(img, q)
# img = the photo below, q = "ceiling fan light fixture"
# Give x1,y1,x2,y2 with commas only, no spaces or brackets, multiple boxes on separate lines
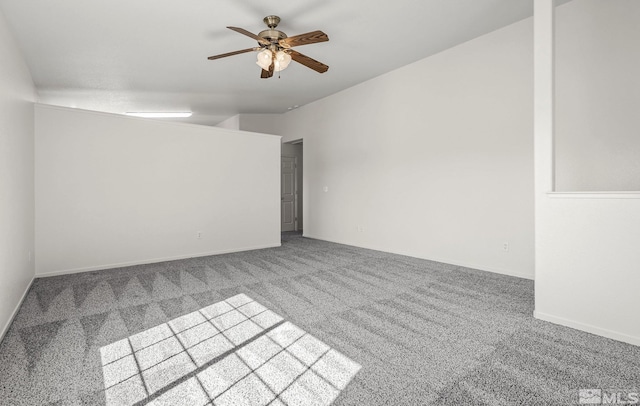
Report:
256,49,273,70
274,50,292,72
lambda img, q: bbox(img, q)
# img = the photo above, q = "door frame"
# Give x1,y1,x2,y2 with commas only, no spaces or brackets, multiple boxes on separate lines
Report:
282,139,303,232
281,155,298,231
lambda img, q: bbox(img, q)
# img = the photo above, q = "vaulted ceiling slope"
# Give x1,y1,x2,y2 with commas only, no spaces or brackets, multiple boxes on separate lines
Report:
0,0,566,126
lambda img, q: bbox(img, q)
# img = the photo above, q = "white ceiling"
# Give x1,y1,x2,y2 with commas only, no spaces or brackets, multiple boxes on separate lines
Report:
0,0,555,126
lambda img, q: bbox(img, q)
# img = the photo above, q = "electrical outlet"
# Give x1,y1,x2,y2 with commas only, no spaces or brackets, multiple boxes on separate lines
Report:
197,232,202,239
503,242,509,252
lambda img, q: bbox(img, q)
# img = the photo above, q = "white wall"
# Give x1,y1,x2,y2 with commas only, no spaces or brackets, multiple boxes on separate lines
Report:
214,114,240,130
0,9,36,337
221,113,304,230
534,0,640,346
35,105,281,276
215,114,280,135
555,0,640,191
278,18,535,278
238,114,281,136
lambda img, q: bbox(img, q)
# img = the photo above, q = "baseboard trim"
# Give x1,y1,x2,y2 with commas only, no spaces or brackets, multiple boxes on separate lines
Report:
36,243,282,278
302,234,534,280
534,310,640,347
0,276,35,343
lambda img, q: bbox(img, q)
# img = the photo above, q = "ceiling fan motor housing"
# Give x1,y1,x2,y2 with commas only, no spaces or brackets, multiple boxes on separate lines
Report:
259,15,287,46
258,29,287,42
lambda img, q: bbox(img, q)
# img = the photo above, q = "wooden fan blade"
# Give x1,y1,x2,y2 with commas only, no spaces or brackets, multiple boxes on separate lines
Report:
289,50,329,73
260,62,274,79
208,48,256,60
279,30,329,48
227,26,270,45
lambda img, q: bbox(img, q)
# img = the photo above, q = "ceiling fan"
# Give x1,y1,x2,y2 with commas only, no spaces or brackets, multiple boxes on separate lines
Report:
207,15,329,79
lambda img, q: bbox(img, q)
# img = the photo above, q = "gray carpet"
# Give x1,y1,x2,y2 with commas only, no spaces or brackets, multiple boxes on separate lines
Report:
1,234,639,405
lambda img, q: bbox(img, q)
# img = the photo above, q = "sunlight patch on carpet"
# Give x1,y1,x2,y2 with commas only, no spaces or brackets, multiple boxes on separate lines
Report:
99,294,361,405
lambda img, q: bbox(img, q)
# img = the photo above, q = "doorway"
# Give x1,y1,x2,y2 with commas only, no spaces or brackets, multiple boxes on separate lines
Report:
281,140,303,232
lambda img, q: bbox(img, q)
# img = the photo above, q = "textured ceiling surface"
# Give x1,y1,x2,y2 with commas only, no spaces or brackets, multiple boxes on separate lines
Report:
0,0,555,125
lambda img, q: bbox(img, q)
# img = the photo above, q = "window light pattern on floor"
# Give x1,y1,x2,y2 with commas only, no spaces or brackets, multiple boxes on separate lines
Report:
99,294,361,405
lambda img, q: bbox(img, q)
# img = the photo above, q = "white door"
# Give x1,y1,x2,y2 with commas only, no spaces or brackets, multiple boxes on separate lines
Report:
281,156,297,231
